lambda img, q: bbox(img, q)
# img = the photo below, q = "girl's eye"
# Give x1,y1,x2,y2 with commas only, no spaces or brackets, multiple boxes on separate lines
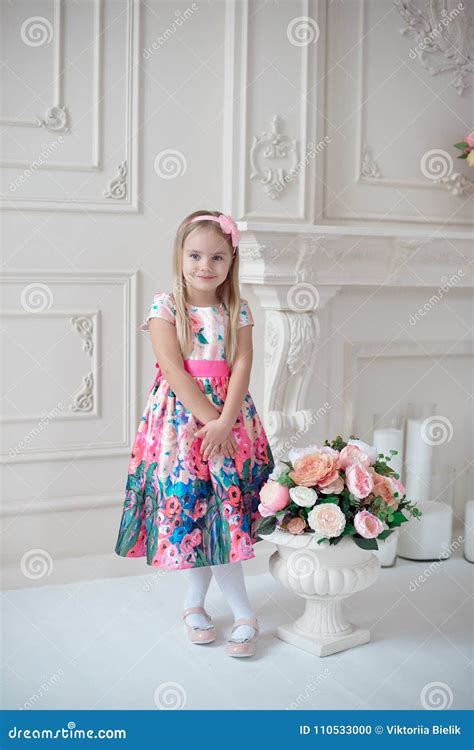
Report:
190,253,223,260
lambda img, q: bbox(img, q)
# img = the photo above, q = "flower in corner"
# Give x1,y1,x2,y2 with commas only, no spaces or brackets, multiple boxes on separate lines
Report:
354,510,384,539
289,486,318,508
286,517,307,535
307,502,346,538
259,479,290,514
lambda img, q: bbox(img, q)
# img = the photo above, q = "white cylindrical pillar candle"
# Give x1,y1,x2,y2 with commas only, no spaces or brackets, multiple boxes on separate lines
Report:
398,501,453,560
404,418,433,504
464,500,474,563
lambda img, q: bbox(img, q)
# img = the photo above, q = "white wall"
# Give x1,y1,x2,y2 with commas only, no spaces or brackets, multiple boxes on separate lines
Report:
1,0,472,585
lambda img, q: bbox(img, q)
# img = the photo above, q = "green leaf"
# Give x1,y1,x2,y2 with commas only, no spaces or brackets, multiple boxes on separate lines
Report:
277,472,296,488
255,516,277,536
392,510,409,525
353,536,379,550
320,495,339,504
457,153,469,159
342,523,356,536
453,142,469,149
378,529,395,540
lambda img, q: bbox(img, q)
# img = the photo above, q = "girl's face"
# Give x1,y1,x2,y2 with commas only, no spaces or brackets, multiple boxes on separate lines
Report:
182,228,233,296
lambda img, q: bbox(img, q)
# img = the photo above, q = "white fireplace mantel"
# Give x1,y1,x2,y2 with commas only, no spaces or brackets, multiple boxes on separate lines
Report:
238,223,473,292
237,222,473,459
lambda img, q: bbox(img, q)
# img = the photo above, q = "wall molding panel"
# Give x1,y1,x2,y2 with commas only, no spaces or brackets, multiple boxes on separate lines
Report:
1,269,138,463
1,0,139,212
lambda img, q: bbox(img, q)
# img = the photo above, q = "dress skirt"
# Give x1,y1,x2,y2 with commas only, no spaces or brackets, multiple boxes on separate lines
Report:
115,358,275,570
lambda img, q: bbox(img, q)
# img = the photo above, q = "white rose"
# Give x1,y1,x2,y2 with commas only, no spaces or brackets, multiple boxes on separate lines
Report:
307,503,346,538
289,486,318,508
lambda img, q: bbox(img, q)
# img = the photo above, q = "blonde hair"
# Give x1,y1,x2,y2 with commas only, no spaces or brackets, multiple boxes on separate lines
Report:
171,209,242,367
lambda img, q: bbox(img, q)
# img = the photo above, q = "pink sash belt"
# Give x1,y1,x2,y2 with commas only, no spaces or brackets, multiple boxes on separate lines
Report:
155,359,230,377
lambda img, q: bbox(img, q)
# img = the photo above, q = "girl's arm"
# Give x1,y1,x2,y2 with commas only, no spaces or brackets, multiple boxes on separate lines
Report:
148,317,221,425
218,324,253,429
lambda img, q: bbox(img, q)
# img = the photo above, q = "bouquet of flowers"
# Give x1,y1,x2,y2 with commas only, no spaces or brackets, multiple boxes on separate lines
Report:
453,132,474,166
255,435,423,551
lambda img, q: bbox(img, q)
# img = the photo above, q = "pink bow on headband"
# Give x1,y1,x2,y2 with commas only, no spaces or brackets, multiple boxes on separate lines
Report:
188,213,241,252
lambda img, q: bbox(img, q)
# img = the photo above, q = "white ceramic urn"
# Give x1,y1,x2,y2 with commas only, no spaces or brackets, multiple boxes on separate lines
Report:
260,527,381,657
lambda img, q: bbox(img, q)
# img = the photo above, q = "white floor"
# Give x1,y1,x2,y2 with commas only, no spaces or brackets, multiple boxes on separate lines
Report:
2,540,472,711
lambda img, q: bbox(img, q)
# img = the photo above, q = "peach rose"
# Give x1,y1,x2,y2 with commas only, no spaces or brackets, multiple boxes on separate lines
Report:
345,461,374,499
319,475,344,495
370,471,400,510
286,517,306,535
354,510,384,539
289,451,340,488
339,443,372,470
259,480,290,513
307,503,346,538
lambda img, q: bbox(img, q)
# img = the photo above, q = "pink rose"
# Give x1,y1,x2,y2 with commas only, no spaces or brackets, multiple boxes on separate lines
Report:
391,477,406,499
339,444,371,470
345,461,374,499
257,502,275,518
319,475,344,495
354,510,384,539
465,132,474,148
286,517,306,535
259,480,290,513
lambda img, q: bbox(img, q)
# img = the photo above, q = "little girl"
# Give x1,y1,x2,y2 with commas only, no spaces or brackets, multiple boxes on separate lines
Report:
115,210,275,657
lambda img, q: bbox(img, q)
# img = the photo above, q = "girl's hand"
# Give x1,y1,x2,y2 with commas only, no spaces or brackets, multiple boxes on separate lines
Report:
195,417,238,461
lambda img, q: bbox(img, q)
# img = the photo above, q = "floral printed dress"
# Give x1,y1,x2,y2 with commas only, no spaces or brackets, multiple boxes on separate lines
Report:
114,292,275,570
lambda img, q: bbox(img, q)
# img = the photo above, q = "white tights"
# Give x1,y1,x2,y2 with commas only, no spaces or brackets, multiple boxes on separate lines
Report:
183,562,257,641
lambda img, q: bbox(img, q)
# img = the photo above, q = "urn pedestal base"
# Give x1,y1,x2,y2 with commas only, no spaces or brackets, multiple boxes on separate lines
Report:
277,621,370,657
261,528,381,658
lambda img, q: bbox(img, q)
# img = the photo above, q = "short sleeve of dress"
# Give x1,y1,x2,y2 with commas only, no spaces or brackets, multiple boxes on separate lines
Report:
238,298,254,328
139,292,176,332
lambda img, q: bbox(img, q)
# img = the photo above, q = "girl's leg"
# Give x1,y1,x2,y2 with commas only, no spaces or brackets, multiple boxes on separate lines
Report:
211,561,257,641
183,566,213,629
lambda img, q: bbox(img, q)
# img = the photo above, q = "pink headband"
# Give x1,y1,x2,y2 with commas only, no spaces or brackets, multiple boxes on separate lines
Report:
188,213,240,255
